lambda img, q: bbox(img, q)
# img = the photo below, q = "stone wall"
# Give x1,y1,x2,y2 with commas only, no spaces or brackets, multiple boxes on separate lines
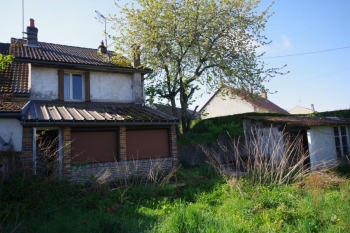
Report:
69,158,174,183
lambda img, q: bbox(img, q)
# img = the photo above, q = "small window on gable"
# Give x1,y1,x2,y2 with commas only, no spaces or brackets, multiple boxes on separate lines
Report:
64,73,84,100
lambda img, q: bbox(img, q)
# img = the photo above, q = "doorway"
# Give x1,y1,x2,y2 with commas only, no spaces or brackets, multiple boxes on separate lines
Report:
35,129,60,177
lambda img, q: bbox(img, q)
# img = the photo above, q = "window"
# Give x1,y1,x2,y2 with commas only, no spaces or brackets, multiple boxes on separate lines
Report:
64,73,84,100
334,126,349,157
58,70,90,101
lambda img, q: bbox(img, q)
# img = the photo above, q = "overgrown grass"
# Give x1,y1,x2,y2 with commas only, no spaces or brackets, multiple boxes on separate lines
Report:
1,165,350,232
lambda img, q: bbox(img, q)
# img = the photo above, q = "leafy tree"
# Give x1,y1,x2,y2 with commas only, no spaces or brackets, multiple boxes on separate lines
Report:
111,0,287,133
0,54,13,71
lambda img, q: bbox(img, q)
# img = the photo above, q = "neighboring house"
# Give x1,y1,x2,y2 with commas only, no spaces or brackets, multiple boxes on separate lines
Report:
0,19,178,181
289,104,316,114
242,115,350,170
199,87,288,119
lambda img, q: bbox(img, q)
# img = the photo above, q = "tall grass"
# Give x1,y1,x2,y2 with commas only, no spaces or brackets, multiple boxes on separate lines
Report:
205,127,312,185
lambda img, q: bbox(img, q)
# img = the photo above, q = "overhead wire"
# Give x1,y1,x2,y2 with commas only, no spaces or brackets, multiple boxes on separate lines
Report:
260,45,350,59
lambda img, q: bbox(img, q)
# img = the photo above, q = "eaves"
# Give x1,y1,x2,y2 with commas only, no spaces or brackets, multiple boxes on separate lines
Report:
14,58,152,74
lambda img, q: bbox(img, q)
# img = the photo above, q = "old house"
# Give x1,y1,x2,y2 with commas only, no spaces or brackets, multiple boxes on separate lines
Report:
199,87,288,119
0,19,178,181
289,104,316,114
242,115,350,170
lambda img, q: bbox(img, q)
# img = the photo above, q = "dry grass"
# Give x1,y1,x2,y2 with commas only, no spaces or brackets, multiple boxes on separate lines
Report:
205,127,313,185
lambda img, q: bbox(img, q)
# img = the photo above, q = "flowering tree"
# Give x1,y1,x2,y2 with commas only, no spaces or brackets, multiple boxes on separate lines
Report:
111,0,287,133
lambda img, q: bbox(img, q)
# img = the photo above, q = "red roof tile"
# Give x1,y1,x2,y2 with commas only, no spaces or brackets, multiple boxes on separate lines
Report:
0,101,28,113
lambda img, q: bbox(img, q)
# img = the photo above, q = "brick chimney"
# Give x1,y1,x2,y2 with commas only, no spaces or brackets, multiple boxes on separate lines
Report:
98,40,107,54
260,91,267,99
26,18,38,48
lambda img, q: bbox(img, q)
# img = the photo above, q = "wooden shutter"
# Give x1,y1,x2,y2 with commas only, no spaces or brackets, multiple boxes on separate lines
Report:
84,71,90,102
126,129,170,160
71,130,118,163
58,70,64,101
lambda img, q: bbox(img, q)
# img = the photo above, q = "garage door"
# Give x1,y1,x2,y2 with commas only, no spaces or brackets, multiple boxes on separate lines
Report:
71,130,118,163
126,129,169,160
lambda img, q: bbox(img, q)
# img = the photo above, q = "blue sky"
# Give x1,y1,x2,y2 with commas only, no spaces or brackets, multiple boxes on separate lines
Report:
1,0,349,112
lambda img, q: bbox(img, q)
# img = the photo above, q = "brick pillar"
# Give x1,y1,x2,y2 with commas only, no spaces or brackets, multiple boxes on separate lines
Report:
119,126,127,161
62,127,71,178
22,127,33,173
170,125,178,167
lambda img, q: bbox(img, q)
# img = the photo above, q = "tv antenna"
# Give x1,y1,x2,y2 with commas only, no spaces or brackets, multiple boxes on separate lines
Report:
22,0,25,39
95,10,108,47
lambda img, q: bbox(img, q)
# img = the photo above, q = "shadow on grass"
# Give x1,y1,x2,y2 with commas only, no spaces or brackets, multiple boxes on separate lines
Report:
0,165,222,232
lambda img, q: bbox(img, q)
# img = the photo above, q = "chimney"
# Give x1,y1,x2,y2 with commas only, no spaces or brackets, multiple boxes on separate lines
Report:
311,104,315,111
260,91,267,99
98,40,107,54
26,18,38,48
131,45,140,67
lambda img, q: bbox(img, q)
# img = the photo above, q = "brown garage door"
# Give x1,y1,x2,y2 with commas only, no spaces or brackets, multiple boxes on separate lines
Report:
126,129,169,160
71,130,118,163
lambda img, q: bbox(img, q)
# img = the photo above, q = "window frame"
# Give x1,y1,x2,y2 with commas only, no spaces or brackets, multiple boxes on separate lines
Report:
63,73,85,101
333,126,349,157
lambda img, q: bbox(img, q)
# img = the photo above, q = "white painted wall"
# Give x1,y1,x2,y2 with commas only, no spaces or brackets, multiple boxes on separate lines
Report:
29,67,135,102
30,67,58,100
201,92,255,119
307,126,338,170
0,119,23,151
90,72,133,102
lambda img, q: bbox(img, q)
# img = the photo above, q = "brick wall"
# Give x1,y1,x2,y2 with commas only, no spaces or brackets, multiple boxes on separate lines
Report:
170,124,178,167
119,126,127,161
62,126,71,178
22,127,33,172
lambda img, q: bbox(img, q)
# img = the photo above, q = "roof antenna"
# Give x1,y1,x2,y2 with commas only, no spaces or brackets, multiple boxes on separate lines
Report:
22,0,25,39
95,10,108,48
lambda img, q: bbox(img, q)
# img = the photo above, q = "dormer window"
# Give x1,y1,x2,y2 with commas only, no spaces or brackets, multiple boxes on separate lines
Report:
64,73,84,100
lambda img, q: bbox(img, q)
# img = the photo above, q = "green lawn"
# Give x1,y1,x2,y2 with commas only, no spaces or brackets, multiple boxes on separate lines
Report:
1,166,350,232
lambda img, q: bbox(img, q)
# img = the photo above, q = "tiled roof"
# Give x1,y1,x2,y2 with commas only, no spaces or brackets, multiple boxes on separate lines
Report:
0,61,29,94
246,95,288,114
8,38,138,69
200,88,288,114
242,116,350,127
0,101,28,113
23,101,178,125
154,104,200,120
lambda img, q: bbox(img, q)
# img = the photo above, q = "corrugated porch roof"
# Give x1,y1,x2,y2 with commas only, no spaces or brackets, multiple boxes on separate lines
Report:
22,101,178,125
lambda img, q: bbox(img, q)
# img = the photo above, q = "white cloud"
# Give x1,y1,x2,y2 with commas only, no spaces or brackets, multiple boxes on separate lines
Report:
256,34,291,55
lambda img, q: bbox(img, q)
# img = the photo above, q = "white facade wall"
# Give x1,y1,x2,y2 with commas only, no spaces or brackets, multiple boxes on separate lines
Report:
90,72,133,102
0,119,23,151
29,67,134,102
201,93,255,119
307,126,338,170
30,67,58,100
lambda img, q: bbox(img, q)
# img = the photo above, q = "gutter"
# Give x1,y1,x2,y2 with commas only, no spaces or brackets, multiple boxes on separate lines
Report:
0,112,22,118
21,121,179,126
14,58,152,74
